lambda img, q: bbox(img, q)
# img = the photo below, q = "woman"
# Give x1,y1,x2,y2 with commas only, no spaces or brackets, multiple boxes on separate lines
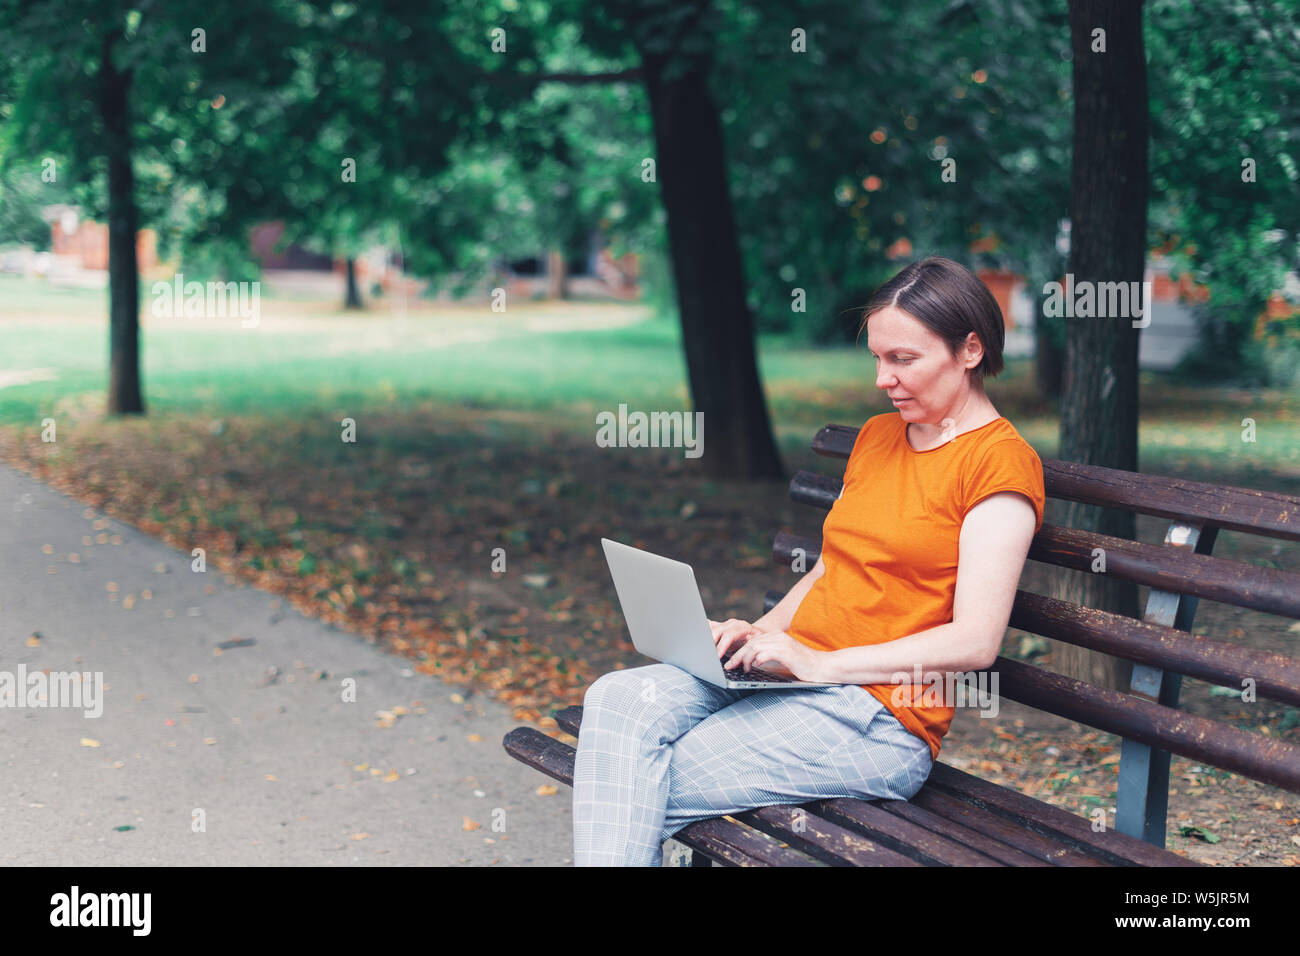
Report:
572,256,1046,866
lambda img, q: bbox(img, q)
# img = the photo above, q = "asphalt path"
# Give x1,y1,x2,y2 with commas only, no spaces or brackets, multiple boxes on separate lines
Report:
0,464,579,866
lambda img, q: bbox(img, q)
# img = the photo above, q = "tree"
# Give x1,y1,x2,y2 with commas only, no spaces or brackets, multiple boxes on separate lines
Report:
1051,0,1148,691
1146,0,1300,385
0,0,299,414
543,0,783,479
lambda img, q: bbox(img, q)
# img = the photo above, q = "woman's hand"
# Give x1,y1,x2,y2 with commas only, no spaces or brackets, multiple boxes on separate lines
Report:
708,618,761,661
724,629,829,683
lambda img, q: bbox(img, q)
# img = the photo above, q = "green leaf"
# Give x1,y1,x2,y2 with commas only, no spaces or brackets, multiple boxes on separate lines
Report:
1178,825,1220,844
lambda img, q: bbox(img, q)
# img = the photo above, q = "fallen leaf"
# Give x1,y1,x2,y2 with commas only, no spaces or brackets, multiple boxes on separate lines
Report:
463,817,481,831
536,784,558,796
80,738,100,748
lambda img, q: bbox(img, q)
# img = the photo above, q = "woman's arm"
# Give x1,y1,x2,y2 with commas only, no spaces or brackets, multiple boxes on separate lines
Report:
812,491,1038,684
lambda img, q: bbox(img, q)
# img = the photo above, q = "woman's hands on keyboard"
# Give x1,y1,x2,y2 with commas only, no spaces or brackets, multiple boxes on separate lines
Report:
709,618,760,662
723,629,827,683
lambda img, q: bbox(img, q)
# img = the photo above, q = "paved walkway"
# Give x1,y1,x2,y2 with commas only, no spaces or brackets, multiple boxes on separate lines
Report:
0,465,574,865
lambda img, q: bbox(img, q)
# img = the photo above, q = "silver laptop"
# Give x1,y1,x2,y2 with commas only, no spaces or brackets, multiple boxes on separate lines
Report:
600,538,839,689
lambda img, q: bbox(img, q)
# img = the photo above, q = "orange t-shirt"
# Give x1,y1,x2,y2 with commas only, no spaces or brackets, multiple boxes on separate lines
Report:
787,412,1046,761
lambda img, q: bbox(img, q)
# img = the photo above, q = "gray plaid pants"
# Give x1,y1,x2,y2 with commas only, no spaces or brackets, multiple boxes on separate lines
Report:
572,662,933,866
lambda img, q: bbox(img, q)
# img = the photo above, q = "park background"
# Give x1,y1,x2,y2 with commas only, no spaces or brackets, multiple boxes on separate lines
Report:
1,0,1298,864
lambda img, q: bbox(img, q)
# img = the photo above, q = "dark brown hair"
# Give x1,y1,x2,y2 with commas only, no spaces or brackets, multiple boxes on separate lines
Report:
856,256,1005,380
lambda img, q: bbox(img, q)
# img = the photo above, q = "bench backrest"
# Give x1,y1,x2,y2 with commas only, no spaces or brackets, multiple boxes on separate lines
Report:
768,422,1300,845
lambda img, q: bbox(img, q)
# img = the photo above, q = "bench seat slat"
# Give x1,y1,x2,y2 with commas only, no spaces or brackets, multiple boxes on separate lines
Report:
741,806,924,866
807,798,1007,865
872,799,1051,865
671,817,822,867
906,787,1107,865
924,762,1201,866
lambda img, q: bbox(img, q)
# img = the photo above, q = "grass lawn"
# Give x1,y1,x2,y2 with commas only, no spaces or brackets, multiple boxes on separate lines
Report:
4,274,1299,479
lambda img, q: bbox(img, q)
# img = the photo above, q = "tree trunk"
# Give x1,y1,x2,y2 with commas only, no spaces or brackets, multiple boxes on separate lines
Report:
636,42,784,480
99,34,144,415
344,257,363,309
1034,308,1065,401
546,248,568,300
1053,0,1148,690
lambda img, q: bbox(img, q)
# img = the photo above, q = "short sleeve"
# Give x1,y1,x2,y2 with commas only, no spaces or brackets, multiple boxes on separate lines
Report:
961,439,1046,534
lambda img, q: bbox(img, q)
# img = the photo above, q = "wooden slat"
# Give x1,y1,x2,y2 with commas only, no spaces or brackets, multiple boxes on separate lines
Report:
671,817,821,867
790,469,843,509
808,798,1007,865
554,706,583,736
993,657,1300,791
871,799,1049,866
1026,524,1300,618
503,726,581,785
924,761,1201,866
907,787,1106,865
811,423,861,458
1042,458,1300,543
773,530,820,567
1009,589,1300,706
739,805,923,866
809,422,1300,541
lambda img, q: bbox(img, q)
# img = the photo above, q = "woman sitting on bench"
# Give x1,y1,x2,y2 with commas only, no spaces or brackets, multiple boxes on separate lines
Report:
572,255,1046,866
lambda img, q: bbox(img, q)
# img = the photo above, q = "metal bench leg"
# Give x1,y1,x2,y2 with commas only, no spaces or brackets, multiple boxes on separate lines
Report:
1116,522,1218,848
665,838,715,866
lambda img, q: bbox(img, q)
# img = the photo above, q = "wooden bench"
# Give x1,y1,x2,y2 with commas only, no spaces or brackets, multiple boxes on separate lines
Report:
503,421,1300,865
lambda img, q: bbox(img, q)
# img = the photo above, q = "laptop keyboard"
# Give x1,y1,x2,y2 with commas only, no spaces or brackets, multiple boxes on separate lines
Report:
721,648,793,683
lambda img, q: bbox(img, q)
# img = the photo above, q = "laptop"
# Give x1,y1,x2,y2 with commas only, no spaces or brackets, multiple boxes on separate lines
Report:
600,538,839,689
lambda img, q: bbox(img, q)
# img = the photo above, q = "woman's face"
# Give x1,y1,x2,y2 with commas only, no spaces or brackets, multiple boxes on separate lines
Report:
865,305,982,425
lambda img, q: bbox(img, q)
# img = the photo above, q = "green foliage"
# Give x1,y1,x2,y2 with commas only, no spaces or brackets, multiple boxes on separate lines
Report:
1147,0,1300,380
1,0,1293,374
0,160,64,249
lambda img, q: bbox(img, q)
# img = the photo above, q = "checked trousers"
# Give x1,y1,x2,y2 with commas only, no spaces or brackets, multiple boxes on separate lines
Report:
571,662,933,866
